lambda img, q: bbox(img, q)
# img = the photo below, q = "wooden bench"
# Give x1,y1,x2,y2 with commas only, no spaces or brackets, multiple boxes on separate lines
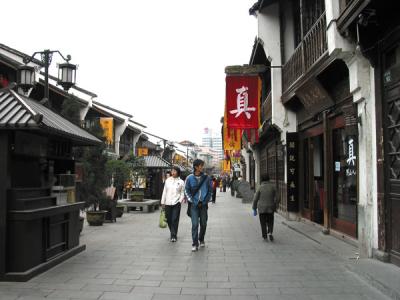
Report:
118,199,160,213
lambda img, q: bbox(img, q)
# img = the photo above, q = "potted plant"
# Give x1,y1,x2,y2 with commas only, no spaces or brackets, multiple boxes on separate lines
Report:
99,195,117,222
126,155,147,202
116,205,125,217
78,122,109,226
106,159,131,200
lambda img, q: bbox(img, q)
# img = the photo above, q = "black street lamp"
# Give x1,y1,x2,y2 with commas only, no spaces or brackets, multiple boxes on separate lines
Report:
17,49,77,99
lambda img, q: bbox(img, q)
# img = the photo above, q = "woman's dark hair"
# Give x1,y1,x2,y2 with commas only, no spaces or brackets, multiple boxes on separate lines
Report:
165,171,171,176
172,166,181,177
261,174,270,182
193,159,204,170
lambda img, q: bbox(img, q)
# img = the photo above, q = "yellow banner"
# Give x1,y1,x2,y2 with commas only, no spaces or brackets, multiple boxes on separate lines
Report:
137,147,149,156
223,160,231,172
99,118,113,145
223,105,241,151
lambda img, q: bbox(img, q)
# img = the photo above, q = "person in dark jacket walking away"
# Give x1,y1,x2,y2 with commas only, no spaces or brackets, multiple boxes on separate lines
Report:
252,174,278,241
185,159,212,252
211,176,217,203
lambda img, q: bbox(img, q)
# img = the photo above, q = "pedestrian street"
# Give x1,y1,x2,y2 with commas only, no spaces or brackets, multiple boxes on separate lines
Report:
0,191,390,300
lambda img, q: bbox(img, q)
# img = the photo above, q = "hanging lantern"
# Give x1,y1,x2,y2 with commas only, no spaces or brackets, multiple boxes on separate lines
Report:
57,62,76,91
17,65,36,92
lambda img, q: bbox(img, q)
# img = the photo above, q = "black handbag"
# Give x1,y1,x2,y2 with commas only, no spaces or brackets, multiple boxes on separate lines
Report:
187,175,208,217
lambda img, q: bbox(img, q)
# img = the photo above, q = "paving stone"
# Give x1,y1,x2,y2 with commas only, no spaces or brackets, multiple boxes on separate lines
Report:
1,192,391,300
99,292,153,300
81,283,133,292
131,286,182,295
161,281,207,288
46,290,103,299
206,297,257,300
114,279,161,286
181,288,230,295
153,296,205,300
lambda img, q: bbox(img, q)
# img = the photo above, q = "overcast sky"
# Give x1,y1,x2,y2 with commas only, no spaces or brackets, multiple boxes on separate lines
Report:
3,0,256,144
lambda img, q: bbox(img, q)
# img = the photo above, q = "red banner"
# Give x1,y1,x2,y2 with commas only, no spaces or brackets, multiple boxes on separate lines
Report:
226,75,260,130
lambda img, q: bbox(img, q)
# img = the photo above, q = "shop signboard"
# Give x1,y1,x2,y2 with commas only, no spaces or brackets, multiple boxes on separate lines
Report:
286,132,299,212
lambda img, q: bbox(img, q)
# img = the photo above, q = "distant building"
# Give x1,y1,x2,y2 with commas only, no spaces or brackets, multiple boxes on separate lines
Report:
201,127,223,161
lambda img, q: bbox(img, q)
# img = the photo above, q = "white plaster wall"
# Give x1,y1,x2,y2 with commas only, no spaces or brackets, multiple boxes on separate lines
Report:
346,53,376,257
258,2,297,144
282,0,295,64
325,0,354,57
114,120,128,156
370,67,379,251
252,146,261,188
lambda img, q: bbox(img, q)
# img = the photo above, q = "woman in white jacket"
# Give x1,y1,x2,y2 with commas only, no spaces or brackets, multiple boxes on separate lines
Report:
161,166,185,242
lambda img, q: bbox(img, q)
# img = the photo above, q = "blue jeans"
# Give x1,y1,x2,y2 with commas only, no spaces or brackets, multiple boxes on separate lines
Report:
190,203,208,246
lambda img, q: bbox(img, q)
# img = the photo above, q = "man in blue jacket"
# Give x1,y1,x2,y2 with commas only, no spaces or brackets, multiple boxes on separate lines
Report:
185,159,212,252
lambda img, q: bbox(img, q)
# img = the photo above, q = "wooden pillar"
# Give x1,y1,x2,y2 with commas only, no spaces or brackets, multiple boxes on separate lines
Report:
323,111,331,232
0,132,10,278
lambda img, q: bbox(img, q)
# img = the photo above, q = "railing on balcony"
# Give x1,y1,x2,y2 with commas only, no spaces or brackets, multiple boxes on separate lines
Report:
339,0,356,14
261,91,272,124
282,12,328,93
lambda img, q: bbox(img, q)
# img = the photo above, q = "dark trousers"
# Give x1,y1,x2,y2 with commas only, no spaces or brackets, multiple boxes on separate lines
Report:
165,202,181,239
212,190,216,203
190,203,208,246
259,213,274,238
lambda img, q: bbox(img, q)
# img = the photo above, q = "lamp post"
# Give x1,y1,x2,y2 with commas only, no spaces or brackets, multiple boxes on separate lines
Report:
17,49,77,100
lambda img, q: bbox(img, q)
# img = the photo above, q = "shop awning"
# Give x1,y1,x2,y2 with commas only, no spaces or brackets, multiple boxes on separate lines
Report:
0,87,101,145
143,155,171,168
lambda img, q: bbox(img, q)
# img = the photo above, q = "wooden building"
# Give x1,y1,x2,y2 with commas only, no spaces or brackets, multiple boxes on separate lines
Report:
335,0,400,267
0,87,100,281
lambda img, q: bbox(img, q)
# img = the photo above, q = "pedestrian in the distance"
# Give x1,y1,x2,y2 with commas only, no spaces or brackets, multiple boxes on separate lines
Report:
230,176,237,196
211,176,217,203
222,177,227,192
161,166,185,242
185,159,212,252
252,174,278,241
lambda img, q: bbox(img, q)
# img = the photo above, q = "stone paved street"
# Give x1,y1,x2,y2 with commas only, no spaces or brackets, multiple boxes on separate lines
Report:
0,191,390,300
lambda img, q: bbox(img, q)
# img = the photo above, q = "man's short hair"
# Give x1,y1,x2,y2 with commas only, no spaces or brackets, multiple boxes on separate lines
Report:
193,159,204,169
261,174,270,181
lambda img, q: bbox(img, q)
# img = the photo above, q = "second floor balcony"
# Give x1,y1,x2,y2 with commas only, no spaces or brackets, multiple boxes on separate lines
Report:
282,12,328,100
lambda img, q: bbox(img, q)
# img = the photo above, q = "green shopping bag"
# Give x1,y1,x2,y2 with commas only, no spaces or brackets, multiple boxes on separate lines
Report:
159,209,167,228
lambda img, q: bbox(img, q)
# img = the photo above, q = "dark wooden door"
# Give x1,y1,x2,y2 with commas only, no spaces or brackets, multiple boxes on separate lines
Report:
383,43,400,266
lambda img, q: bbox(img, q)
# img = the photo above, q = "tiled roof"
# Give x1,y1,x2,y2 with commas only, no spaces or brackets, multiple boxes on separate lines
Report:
143,155,171,168
0,88,101,145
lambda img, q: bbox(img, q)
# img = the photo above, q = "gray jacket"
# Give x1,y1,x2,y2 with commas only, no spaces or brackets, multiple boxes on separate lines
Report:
252,181,277,214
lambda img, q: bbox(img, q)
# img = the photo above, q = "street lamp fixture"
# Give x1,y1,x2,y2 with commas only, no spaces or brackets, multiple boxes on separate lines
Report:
17,49,77,99
17,65,35,93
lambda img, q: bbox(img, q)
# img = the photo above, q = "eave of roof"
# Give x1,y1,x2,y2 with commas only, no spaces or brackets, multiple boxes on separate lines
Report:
43,72,98,98
143,155,171,168
92,100,133,118
90,104,125,123
0,87,101,146
0,43,43,66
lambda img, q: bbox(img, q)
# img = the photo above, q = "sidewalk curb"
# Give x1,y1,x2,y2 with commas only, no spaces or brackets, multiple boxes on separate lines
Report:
281,220,322,245
282,219,400,300
345,262,400,300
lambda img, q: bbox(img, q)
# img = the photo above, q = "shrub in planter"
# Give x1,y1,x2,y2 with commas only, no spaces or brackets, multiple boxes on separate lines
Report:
79,216,84,232
130,189,145,202
116,205,125,218
99,196,117,222
86,210,106,226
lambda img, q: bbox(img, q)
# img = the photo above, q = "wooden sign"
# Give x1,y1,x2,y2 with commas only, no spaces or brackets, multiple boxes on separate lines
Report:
286,132,299,212
296,78,334,116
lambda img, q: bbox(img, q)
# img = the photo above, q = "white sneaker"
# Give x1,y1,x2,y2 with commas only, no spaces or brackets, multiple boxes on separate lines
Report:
191,245,198,252
199,241,205,248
